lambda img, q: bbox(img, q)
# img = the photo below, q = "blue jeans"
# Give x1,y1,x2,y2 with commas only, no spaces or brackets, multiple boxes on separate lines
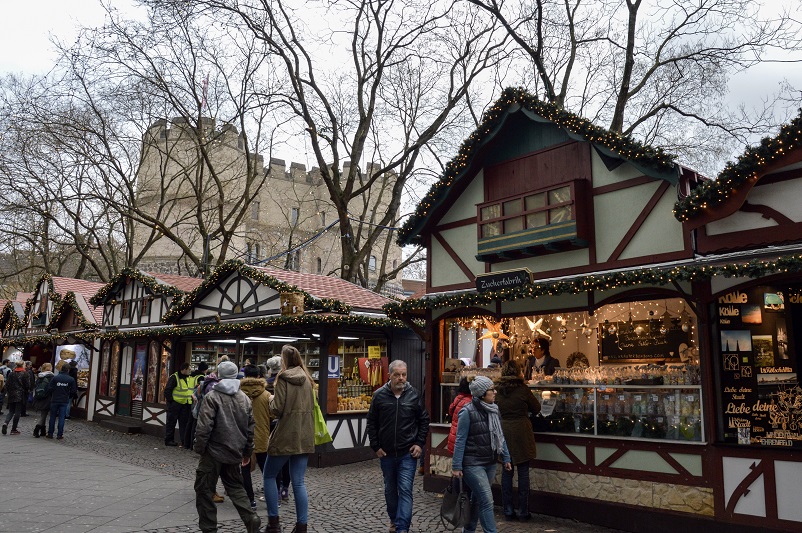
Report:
48,403,68,437
379,453,417,532
501,461,530,517
462,463,498,533
263,454,308,524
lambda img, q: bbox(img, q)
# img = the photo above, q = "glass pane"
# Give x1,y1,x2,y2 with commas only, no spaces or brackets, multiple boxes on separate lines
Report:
504,217,523,234
525,193,546,210
481,222,501,238
526,211,547,228
503,199,522,216
481,204,500,220
550,206,572,223
549,186,571,205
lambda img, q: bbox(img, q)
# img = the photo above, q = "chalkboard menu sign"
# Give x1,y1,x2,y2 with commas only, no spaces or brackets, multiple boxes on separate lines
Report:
599,321,689,363
716,286,801,448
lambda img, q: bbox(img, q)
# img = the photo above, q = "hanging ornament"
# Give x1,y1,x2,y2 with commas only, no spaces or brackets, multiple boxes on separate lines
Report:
583,327,593,338
477,318,510,353
524,317,552,341
679,302,691,333
659,324,669,336
634,324,645,336
607,321,617,335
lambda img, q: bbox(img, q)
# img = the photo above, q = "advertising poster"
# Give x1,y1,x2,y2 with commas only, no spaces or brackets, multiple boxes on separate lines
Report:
716,287,800,448
130,344,147,401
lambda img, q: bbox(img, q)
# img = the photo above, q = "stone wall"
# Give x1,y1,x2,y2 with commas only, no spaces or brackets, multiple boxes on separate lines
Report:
430,454,714,516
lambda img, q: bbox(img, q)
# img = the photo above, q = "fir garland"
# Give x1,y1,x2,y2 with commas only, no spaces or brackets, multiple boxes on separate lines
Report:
0,301,23,332
674,110,802,221
21,274,60,326
161,260,351,322
383,254,802,317
89,268,186,306
49,292,100,331
0,313,406,347
398,87,677,246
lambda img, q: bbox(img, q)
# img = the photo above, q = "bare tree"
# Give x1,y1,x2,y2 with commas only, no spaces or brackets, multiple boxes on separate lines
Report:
467,0,801,173
174,0,509,291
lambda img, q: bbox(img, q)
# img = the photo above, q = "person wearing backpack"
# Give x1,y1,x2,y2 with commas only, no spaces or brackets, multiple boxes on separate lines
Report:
32,363,54,437
2,361,30,435
46,363,77,439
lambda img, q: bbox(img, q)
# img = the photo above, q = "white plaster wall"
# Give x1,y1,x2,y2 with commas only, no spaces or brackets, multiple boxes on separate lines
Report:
591,152,644,188
438,170,484,225
618,189,686,260
594,181,660,262
493,249,590,276
705,178,802,236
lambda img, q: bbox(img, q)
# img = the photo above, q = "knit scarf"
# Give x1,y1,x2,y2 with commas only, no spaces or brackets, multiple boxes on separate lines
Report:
478,400,506,454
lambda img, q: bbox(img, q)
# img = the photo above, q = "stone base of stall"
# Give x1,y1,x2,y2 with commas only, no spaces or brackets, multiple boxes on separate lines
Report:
423,472,787,533
99,419,142,434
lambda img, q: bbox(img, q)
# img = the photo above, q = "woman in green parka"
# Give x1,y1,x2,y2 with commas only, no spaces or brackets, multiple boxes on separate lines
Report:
495,359,541,522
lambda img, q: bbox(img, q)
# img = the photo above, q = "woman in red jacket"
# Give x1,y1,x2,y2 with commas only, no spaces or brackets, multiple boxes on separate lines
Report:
446,377,472,454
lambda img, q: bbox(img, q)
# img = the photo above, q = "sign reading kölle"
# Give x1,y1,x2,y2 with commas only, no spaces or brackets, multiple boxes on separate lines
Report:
476,269,532,293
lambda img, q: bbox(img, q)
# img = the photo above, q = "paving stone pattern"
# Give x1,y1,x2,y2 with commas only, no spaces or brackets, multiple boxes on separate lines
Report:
0,415,624,533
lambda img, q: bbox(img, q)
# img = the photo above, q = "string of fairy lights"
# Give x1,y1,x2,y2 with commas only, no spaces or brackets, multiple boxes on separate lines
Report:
89,268,184,306
383,253,802,317
674,110,802,221
398,86,677,246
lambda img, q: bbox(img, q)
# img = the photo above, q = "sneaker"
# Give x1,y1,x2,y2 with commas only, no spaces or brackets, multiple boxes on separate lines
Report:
45,434,53,439
280,487,289,501
56,435,63,440
1,424,6,435
9,429,20,435
250,500,257,510
165,441,178,447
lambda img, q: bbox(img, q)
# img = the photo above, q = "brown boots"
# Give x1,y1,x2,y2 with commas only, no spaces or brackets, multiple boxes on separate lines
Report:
265,516,281,533
290,524,308,533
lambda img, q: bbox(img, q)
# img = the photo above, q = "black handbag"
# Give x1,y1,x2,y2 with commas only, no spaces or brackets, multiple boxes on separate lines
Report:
440,476,471,529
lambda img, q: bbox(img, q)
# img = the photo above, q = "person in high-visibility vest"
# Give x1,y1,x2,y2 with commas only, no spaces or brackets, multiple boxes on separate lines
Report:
164,362,196,448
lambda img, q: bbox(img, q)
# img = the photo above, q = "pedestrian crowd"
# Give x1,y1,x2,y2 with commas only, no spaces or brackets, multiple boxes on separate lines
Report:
3,344,543,533
1,358,78,439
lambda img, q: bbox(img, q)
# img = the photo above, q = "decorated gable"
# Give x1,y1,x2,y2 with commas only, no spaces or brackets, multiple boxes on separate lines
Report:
401,88,694,293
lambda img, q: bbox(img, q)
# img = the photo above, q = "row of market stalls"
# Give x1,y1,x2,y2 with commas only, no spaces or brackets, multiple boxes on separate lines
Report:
387,88,802,533
0,262,423,467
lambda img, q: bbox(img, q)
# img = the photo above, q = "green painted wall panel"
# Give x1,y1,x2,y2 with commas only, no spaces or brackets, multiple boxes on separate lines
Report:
610,450,675,474
536,442,575,464
492,249,590,276
439,170,484,225
591,151,644,188
484,115,571,166
595,447,616,465
668,452,703,476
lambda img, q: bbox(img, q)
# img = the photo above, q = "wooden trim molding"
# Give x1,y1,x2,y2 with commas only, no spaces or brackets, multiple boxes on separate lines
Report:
739,201,794,225
433,232,475,283
592,175,656,196
434,217,476,233
608,180,671,262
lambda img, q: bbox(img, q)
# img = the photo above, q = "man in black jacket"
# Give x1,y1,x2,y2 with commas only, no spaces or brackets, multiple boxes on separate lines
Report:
45,364,77,439
367,360,430,533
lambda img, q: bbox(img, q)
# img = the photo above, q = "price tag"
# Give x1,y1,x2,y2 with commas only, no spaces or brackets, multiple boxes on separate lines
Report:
651,395,659,402
634,395,642,401
618,395,625,401
540,398,557,417
603,394,610,400
368,346,381,359
686,395,695,402
657,417,664,422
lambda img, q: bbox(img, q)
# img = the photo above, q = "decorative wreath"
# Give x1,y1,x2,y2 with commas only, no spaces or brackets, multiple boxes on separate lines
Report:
566,352,590,368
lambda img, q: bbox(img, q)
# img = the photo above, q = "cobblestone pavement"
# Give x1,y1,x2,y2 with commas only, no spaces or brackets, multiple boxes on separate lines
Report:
1,415,624,533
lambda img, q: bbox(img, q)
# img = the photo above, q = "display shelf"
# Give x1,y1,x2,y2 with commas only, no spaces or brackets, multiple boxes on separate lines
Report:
528,383,704,442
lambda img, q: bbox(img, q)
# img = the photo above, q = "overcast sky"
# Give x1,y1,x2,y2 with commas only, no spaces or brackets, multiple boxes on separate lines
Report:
2,0,801,171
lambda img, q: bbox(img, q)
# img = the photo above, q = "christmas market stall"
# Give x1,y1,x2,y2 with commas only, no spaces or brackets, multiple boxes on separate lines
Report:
388,89,802,533
87,269,203,432
159,260,423,466
0,275,105,420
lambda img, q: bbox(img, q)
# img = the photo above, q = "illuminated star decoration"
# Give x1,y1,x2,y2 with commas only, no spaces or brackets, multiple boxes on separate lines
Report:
477,319,510,353
525,317,552,341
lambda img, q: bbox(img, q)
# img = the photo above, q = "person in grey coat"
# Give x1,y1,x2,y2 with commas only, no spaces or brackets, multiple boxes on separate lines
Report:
193,361,261,533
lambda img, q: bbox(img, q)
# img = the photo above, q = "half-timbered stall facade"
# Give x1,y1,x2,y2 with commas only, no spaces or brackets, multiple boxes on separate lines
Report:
0,293,30,359
88,270,203,431
0,276,105,419
670,113,802,533
389,89,801,533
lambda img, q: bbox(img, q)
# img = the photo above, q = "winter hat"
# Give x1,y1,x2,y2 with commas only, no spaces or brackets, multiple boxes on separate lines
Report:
469,376,494,398
217,361,238,380
266,355,282,375
197,362,209,373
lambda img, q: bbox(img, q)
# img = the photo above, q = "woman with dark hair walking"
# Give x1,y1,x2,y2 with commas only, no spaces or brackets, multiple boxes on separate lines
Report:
32,363,55,437
496,359,541,521
263,345,315,533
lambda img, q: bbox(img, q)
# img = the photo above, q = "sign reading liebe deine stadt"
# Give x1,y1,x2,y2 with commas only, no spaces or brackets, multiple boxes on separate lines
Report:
475,268,533,292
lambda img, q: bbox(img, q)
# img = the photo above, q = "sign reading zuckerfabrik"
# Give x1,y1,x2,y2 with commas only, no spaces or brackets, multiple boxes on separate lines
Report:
476,269,532,293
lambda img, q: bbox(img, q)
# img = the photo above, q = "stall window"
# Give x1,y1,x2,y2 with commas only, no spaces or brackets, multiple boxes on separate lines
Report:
478,184,574,239
109,341,121,397
100,342,111,396
146,341,159,403
158,340,172,404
